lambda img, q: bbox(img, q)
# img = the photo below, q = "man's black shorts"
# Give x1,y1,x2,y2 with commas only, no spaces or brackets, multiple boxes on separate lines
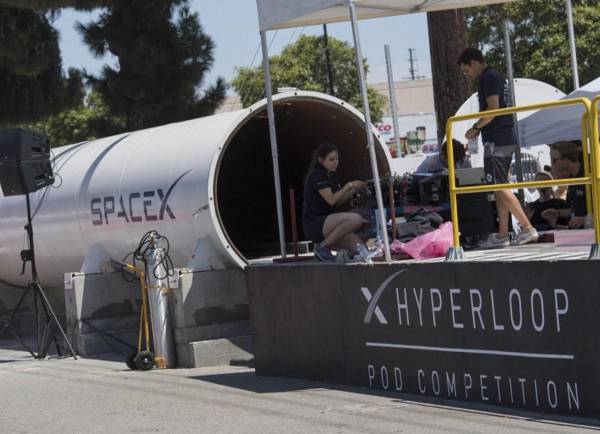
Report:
483,141,514,184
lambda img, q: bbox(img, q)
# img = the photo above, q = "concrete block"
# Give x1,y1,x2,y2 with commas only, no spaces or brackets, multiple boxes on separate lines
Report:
183,335,253,368
173,320,250,344
73,329,138,356
64,271,141,356
56,267,249,365
171,268,248,330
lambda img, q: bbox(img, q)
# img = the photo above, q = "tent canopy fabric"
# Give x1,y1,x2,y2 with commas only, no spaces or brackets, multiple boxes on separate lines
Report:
518,77,600,147
257,0,519,31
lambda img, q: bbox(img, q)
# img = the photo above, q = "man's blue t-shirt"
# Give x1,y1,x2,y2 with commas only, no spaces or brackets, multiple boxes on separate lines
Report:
478,67,516,147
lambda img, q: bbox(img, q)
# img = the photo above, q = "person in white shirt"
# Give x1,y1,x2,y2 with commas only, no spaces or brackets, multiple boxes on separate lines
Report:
415,139,471,174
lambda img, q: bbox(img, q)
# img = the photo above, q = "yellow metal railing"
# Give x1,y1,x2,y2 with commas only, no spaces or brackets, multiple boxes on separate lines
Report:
445,97,598,251
591,96,600,231
581,113,593,215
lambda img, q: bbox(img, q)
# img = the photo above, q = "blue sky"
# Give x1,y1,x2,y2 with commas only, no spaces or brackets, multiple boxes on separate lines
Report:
53,1,432,94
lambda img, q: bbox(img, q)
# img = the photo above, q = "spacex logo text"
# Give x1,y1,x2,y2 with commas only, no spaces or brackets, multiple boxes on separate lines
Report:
90,170,190,226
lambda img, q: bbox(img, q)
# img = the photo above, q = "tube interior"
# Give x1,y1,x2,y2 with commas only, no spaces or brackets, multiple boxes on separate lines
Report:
215,97,389,260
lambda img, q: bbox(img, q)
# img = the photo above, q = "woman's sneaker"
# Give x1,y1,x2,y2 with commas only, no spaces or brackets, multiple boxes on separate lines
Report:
478,233,510,249
335,249,352,264
314,244,335,262
513,227,539,245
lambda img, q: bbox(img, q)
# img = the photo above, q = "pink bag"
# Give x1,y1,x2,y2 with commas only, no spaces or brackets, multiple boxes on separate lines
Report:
391,221,453,259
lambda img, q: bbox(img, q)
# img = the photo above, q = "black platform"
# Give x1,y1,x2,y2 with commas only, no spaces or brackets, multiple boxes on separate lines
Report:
246,245,600,418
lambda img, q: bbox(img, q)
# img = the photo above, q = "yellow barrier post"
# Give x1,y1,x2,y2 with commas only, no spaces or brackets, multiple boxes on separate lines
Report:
581,114,593,215
445,119,464,260
444,97,595,260
589,96,600,257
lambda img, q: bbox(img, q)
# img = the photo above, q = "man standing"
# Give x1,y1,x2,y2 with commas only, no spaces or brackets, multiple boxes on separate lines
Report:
457,47,538,247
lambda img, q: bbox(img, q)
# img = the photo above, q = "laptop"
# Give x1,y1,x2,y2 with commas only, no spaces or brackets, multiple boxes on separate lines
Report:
455,167,485,186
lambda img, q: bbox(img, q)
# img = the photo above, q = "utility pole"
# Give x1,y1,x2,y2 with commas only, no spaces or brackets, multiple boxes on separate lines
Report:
408,48,416,80
323,24,335,96
406,48,425,81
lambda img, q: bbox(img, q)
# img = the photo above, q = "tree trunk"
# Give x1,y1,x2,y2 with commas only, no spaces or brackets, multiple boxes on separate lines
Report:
427,10,471,144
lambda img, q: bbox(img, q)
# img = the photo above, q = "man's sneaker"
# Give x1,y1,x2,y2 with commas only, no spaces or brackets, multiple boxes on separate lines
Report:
478,233,510,249
314,243,335,262
513,227,539,245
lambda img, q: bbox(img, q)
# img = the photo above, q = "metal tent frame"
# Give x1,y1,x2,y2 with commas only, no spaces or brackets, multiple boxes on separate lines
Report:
255,0,579,262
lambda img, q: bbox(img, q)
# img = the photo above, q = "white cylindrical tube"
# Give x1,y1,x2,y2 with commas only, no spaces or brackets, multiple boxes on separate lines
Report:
0,91,392,288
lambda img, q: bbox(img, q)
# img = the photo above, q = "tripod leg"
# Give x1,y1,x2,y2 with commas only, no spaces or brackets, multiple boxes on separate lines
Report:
36,290,52,359
33,283,77,359
0,286,31,340
34,287,41,353
0,287,38,358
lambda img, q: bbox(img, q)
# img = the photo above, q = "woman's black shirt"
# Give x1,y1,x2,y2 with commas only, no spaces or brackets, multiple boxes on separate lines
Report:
302,164,340,220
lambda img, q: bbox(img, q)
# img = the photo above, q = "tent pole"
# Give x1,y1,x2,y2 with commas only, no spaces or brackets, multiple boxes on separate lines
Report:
503,20,524,193
348,1,392,262
566,0,580,89
385,45,403,158
260,30,287,259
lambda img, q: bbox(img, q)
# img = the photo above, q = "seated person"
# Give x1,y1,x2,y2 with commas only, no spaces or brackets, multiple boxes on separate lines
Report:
415,139,471,173
541,141,587,229
526,171,569,230
302,142,369,262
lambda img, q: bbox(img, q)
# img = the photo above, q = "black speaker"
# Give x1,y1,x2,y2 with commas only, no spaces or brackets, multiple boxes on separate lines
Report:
0,128,50,162
0,128,54,196
457,193,495,236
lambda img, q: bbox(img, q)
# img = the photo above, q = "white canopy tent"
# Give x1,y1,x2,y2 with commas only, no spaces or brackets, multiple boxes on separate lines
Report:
519,77,600,148
257,0,518,30
255,0,578,261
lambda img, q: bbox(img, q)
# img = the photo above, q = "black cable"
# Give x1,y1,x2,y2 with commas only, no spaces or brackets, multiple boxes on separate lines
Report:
133,230,175,280
31,148,59,221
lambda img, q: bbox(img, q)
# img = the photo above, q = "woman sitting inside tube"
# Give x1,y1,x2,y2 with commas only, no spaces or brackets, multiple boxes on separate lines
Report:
302,142,369,262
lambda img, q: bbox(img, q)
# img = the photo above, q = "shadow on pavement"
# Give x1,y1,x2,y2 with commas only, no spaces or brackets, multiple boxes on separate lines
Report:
190,370,600,430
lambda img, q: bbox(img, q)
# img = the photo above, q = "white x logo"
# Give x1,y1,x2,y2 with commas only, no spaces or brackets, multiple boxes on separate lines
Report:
361,287,388,324
361,269,406,324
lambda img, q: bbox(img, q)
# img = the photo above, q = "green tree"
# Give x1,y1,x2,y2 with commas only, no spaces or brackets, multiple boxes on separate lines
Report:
26,91,124,147
0,1,103,11
232,35,386,122
0,4,84,125
466,0,600,93
77,0,225,130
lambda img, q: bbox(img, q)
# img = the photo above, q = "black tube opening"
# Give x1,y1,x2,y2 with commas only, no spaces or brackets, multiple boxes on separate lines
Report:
215,97,389,260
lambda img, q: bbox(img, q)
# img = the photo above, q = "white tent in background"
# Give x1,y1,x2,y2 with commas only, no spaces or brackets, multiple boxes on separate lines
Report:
518,77,600,148
257,0,519,30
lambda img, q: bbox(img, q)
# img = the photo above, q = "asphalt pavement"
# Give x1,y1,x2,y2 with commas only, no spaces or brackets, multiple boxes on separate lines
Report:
0,342,598,433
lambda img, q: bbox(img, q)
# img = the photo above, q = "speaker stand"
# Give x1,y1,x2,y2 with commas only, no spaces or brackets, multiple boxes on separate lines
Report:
0,192,77,359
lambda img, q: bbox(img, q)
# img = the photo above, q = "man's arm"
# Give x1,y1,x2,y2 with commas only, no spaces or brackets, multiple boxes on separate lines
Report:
465,95,500,140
